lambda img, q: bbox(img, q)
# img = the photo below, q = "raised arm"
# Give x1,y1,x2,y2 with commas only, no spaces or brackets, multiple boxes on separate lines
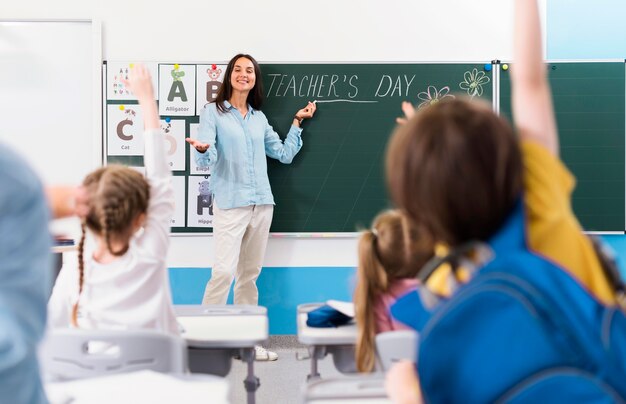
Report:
123,65,173,255
511,0,559,155
123,65,169,178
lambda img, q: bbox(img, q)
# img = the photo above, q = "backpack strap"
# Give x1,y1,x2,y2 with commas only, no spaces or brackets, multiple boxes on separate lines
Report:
587,235,626,310
418,241,481,282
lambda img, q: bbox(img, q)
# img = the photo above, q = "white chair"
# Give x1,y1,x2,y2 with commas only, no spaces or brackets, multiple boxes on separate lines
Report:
303,375,390,403
40,328,188,381
375,330,418,371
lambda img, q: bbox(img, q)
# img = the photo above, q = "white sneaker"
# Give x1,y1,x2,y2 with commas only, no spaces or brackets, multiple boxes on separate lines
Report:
255,345,278,361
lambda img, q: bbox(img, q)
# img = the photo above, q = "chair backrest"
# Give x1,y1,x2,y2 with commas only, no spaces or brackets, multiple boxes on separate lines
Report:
375,330,418,371
303,376,389,403
41,328,188,381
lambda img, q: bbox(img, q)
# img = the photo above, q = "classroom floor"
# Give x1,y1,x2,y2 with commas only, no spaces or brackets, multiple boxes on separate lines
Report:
223,336,345,404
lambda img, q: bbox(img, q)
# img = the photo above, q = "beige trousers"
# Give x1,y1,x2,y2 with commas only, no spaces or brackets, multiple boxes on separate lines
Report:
202,203,274,305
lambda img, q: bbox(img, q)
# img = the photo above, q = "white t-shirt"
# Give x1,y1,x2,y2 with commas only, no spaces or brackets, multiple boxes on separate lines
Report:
47,129,179,335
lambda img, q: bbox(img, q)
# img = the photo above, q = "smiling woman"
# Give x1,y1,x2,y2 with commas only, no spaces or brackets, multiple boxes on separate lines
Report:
185,54,317,361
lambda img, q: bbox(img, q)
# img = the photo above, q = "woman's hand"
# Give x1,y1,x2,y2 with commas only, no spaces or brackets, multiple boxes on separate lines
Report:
295,101,317,122
396,101,416,125
185,138,210,153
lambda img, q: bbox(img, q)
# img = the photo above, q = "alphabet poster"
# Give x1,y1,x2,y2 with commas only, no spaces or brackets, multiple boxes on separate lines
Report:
158,64,196,116
187,175,213,228
188,123,210,175
160,119,186,171
107,105,145,156
170,175,186,228
196,64,226,115
107,62,160,101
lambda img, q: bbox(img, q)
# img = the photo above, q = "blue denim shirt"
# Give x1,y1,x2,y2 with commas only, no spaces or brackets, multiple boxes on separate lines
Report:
194,101,303,209
0,143,51,403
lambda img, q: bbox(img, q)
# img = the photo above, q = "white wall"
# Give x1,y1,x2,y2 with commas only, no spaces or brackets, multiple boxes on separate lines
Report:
0,0,546,268
0,21,98,185
1,1,522,62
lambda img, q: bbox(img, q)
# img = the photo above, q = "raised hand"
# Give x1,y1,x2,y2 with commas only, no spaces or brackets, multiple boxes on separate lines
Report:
396,101,416,125
121,64,154,103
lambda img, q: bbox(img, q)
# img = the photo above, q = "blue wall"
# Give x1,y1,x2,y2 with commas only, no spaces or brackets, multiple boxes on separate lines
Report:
169,234,626,335
169,267,355,335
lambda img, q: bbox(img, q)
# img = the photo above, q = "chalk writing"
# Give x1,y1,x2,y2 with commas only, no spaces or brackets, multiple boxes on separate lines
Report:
267,74,359,99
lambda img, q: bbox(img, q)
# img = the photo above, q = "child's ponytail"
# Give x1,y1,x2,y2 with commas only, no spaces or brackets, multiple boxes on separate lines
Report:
355,228,390,372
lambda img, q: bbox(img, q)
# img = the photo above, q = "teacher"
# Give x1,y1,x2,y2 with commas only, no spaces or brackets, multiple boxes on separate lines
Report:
186,54,316,359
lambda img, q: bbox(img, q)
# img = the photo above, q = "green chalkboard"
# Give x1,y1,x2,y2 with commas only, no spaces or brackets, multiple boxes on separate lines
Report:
261,63,493,232
499,62,625,232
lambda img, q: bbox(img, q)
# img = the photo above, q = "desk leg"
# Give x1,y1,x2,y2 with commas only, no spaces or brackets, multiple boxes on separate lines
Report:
241,348,260,404
307,346,326,381
53,252,63,279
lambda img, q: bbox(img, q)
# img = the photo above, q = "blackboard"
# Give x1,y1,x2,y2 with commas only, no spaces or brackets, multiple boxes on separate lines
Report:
499,62,626,232
105,62,494,233
262,63,493,232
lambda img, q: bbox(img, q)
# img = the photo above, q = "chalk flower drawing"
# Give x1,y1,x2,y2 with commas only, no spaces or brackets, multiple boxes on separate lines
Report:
417,86,454,109
459,68,490,97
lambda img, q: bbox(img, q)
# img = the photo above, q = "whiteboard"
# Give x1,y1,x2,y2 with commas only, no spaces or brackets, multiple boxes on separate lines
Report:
0,20,101,186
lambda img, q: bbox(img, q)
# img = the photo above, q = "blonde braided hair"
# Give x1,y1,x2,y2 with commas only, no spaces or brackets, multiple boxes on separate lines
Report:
71,165,150,327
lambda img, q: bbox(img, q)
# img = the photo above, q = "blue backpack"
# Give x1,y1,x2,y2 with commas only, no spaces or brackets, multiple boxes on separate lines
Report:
391,202,626,403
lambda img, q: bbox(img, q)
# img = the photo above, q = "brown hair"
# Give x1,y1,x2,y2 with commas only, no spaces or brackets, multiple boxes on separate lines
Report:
71,165,150,326
354,210,433,372
386,98,523,247
215,53,264,113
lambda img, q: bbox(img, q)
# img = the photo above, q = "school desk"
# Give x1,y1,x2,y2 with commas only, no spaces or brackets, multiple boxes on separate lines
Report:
297,303,358,380
175,304,268,404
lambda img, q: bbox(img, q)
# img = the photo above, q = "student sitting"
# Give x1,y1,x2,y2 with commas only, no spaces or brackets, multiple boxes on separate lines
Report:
48,65,179,336
354,210,432,373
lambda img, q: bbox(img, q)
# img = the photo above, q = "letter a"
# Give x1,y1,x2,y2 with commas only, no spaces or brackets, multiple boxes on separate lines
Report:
168,81,188,102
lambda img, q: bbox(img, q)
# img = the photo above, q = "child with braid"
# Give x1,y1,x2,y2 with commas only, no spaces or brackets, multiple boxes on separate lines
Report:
48,64,179,335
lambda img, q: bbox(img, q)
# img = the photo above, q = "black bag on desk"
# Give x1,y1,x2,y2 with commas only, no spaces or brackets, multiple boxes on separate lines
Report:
306,305,353,328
